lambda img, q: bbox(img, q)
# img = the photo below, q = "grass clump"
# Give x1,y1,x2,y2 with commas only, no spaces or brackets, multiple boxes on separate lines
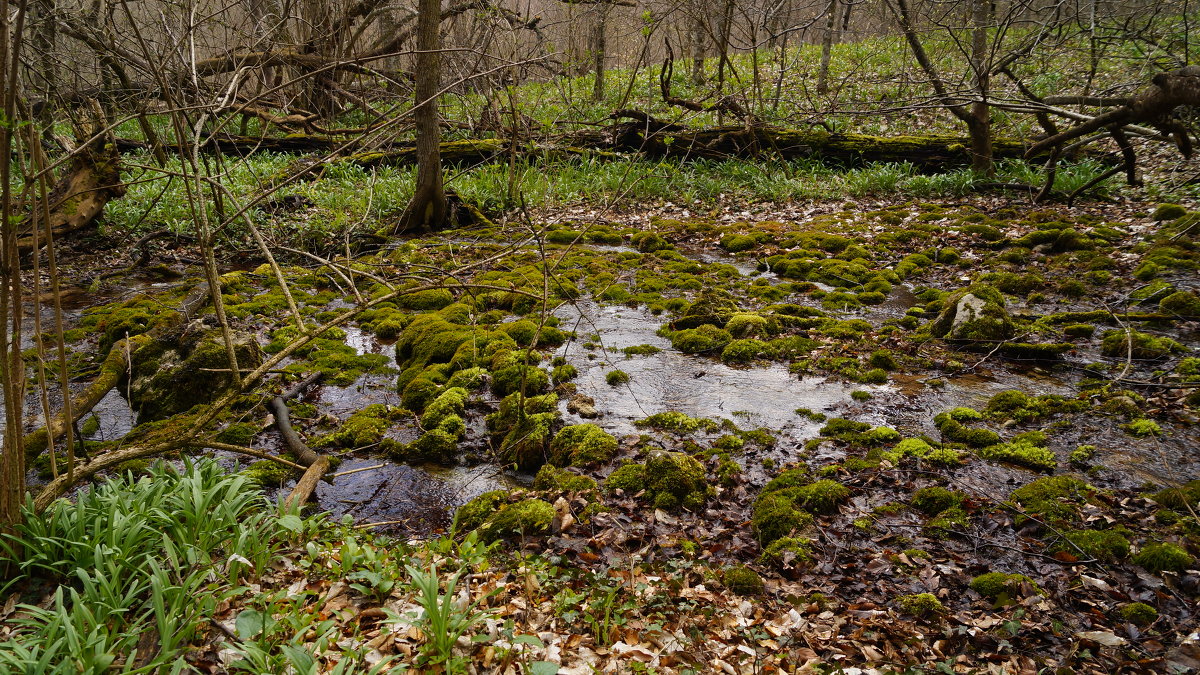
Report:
896,593,944,618
1133,542,1193,573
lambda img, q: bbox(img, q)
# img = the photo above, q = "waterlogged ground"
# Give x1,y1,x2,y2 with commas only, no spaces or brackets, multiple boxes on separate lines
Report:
26,198,1200,671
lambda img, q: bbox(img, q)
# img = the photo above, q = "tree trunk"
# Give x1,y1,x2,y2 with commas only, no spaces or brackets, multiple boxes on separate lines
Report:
817,0,839,95
397,0,447,233
591,4,608,102
969,0,994,175
689,12,706,85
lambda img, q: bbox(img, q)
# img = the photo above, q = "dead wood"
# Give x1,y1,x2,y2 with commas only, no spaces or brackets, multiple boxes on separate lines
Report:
268,372,328,507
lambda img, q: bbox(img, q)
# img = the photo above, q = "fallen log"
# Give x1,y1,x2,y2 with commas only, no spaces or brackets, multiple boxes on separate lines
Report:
266,372,329,509
19,133,126,253
116,126,1059,172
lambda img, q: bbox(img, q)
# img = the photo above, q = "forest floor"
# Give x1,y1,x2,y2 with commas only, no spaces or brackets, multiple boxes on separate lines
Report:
7,192,1200,673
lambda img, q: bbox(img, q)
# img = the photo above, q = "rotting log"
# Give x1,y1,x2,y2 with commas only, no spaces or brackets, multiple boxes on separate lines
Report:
115,127,1057,172
18,136,126,253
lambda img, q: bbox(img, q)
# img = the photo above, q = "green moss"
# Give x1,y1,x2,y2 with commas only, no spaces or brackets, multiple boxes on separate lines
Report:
1117,603,1158,626
1133,542,1192,573
669,325,733,354
421,387,468,431
869,350,899,371
947,406,982,421
1069,445,1096,465
977,439,1056,472
1101,330,1184,360
549,424,618,466
851,390,871,402
752,491,815,546
397,288,455,310
1151,203,1188,221
969,573,1040,600
604,369,629,386
934,413,1001,448
1063,324,1095,338
721,339,767,364
896,593,944,618
1159,291,1200,316
316,404,395,449
632,231,673,253
491,364,550,398
241,459,296,486
533,465,598,493
644,451,710,510
1124,418,1162,437
759,536,815,569
865,426,901,444
762,467,809,493
1054,529,1129,562
910,487,966,516
1010,476,1092,524
720,234,758,253
498,412,556,471
622,344,661,357
635,411,717,434
725,314,770,338
403,428,459,464
722,566,764,596
446,366,487,390
215,422,258,446
784,479,851,515
926,506,969,533
604,462,646,494
820,418,872,439
477,498,555,542
1153,480,1200,509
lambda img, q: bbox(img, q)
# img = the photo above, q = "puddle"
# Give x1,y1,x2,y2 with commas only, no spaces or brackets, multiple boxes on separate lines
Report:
304,460,518,535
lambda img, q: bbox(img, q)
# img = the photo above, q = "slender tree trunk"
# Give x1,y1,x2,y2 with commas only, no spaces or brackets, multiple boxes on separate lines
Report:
398,0,447,233
0,0,28,535
590,4,608,102
817,0,839,95
969,0,993,174
689,12,705,85
29,0,55,136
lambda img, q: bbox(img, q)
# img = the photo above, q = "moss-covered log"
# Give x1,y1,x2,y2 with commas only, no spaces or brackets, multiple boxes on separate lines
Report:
115,126,1062,171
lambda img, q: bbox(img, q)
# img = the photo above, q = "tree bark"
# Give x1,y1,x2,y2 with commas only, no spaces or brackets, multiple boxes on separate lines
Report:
397,0,448,233
816,0,839,95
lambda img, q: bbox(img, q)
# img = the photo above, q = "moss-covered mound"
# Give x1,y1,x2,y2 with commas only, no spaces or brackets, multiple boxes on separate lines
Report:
127,326,263,422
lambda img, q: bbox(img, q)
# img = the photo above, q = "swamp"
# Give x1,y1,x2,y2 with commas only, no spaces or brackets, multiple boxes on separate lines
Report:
1,0,1200,673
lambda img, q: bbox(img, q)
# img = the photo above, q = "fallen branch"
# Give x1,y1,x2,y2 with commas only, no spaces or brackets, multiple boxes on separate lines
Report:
267,372,327,508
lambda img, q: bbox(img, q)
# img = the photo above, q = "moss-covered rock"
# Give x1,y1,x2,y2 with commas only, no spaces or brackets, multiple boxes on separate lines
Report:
929,289,1015,343
669,324,733,354
126,325,263,422
977,439,1057,472
752,491,815,546
1151,203,1188,221
1117,602,1158,626
421,387,468,430
452,490,507,534
549,424,618,467
721,339,767,364
604,462,646,494
933,412,1001,448
477,498,555,542
672,288,740,330
759,536,815,570
1010,476,1092,525
1101,330,1185,360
